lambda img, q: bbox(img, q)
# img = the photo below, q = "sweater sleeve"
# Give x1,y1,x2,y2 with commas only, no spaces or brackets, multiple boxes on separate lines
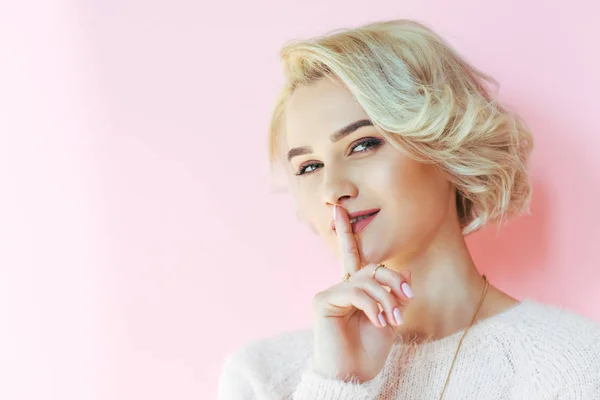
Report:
217,330,385,400
292,361,383,400
217,354,260,400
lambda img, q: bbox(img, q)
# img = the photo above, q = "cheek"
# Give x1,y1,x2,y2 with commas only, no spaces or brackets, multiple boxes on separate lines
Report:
386,161,451,226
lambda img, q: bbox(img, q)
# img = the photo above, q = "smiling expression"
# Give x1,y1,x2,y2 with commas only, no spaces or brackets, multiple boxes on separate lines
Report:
282,77,455,265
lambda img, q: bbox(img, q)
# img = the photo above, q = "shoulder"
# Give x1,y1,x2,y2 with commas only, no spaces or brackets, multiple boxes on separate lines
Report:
504,299,600,394
218,329,313,399
515,299,600,350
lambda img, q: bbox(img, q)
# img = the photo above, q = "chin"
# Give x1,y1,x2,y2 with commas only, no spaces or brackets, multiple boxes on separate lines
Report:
358,231,417,267
355,236,386,265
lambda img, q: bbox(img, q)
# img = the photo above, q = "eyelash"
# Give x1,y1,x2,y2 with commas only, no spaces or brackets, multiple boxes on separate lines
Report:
294,138,383,176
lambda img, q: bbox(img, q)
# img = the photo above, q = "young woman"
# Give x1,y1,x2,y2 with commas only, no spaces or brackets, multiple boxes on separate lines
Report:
218,19,600,399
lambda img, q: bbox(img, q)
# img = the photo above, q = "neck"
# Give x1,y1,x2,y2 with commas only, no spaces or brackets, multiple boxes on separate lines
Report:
384,214,512,342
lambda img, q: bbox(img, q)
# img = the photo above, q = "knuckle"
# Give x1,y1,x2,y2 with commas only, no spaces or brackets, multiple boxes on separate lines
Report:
369,282,396,309
348,287,363,299
363,296,379,313
312,291,327,308
364,296,377,311
368,306,380,321
384,292,398,309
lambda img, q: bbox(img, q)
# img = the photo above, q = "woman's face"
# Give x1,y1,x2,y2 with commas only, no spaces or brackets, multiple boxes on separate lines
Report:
282,78,455,265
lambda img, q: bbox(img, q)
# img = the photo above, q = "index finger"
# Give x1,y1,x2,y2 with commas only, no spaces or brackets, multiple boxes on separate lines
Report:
333,204,361,275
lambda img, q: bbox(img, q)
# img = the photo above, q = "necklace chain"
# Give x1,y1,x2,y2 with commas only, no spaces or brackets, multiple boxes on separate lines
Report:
439,275,489,400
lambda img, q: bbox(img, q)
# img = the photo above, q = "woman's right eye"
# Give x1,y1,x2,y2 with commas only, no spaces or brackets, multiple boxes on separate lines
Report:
295,162,324,176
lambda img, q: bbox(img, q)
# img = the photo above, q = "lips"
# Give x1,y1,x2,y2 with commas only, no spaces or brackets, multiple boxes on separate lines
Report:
331,208,380,234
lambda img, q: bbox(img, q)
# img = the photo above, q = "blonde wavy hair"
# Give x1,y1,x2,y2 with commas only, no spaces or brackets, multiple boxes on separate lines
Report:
269,19,534,234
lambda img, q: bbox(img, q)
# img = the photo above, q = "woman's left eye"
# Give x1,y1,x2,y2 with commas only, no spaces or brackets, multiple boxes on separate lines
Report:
350,138,383,154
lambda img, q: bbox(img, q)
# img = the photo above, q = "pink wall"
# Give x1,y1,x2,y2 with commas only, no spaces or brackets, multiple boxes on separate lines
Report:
2,1,599,399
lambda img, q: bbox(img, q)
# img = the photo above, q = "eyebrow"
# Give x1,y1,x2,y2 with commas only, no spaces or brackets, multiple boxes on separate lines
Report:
286,119,374,162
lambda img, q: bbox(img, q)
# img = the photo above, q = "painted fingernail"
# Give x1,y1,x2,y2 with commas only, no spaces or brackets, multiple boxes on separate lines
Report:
333,204,338,221
393,308,403,325
378,312,387,327
401,282,414,299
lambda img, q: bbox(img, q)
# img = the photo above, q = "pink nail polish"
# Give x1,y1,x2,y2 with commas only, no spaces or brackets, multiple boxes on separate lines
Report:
401,282,414,299
393,308,403,325
378,312,387,327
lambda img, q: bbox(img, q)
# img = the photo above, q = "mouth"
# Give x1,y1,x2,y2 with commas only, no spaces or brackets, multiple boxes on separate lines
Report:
332,208,380,234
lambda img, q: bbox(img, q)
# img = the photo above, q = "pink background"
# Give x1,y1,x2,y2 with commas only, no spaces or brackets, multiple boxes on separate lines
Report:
1,1,599,399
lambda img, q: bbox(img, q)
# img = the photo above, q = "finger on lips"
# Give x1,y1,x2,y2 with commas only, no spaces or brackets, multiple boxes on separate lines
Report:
331,203,413,328
333,204,361,274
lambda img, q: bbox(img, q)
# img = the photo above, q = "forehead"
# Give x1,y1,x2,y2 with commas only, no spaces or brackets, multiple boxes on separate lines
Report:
283,78,369,147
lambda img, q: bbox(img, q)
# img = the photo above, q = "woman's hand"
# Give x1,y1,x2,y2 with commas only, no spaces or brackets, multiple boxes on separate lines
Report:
311,204,413,383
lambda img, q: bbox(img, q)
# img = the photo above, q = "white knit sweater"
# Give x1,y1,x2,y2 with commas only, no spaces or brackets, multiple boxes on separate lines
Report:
218,299,600,399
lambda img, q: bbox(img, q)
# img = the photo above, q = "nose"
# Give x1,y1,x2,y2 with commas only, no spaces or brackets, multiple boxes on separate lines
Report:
322,167,359,206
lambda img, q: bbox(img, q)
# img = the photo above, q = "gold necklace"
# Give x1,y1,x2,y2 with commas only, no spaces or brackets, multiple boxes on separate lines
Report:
439,275,489,400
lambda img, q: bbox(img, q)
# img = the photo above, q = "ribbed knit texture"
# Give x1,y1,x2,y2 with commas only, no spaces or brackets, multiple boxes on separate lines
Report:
218,299,600,399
